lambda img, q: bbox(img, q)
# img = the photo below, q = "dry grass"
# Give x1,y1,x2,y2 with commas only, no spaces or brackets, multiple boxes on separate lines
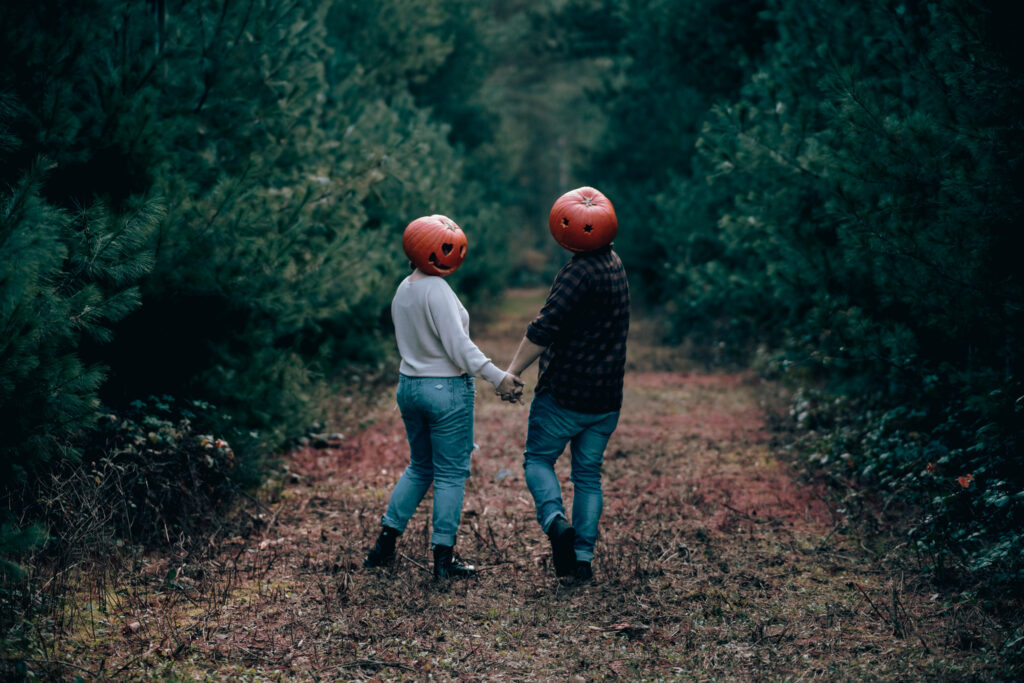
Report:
10,289,1017,680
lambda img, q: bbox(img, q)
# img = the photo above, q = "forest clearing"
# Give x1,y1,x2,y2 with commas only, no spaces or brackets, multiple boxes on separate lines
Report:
13,289,1012,680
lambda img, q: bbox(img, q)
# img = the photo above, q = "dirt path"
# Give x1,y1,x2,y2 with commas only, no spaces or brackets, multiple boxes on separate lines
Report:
62,289,993,680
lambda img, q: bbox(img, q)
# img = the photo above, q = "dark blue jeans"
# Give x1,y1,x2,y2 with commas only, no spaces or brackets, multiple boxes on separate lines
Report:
523,392,620,562
382,375,475,546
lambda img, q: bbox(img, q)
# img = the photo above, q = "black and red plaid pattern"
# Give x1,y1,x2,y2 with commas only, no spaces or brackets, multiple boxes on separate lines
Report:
526,245,630,413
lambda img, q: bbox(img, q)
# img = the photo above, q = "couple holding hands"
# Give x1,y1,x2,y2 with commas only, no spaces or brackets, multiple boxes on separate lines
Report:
363,187,629,583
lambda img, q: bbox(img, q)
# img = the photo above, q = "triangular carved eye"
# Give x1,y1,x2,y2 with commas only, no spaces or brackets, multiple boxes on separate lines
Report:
442,243,454,255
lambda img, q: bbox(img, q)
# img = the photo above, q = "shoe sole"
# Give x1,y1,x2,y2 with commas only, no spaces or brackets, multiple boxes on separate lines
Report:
551,526,576,577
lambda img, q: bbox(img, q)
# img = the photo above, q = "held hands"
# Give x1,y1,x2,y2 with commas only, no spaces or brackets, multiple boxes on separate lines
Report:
495,372,525,404
498,336,542,404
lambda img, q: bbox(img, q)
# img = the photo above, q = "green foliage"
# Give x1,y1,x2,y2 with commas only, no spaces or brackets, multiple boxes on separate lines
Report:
569,0,776,298
0,0,524,586
0,171,159,580
0,524,47,583
1,0,517,469
0,167,159,480
792,384,1024,589
586,0,1023,590
686,3,1024,590
76,396,238,546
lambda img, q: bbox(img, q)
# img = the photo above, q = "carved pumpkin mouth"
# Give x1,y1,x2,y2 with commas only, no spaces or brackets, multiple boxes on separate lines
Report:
426,243,465,272
429,252,452,270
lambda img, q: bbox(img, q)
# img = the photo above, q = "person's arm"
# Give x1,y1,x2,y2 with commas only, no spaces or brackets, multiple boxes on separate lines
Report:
506,260,587,383
426,283,519,391
489,336,537,404
501,267,584,402
524,261,588,350
507,335,546,377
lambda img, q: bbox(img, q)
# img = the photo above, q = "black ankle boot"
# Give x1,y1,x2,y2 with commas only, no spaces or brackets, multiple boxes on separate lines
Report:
363,526,400,568
574,561,593,583
546,516,576,577
433,545,476,579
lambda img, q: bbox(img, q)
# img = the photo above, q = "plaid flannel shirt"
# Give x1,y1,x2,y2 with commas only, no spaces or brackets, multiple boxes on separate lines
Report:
526,245,630,413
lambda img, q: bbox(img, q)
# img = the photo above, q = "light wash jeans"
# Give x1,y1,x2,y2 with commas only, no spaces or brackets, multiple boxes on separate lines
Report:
382,374,475,547
523,391,620,562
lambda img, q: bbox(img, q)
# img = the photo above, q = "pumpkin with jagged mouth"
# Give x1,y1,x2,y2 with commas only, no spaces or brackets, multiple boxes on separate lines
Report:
402,214,468,276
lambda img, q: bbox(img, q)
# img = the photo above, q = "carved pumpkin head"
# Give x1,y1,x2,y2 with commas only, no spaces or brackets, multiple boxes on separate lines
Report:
548,186,617,253
402,214,468,277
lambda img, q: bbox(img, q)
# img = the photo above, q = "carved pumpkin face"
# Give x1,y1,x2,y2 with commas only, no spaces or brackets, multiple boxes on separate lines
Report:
402,214,468,277
548,186,617,253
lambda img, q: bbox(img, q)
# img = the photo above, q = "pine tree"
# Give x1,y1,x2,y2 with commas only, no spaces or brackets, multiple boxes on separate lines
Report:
569,0,775,298
1,0,519,474
1,166,159,484
0,163,159,569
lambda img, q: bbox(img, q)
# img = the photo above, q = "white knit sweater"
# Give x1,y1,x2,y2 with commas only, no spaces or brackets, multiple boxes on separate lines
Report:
391,275,506,388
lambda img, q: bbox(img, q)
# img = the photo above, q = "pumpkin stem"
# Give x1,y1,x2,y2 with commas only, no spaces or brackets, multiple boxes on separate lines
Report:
582,196,595,207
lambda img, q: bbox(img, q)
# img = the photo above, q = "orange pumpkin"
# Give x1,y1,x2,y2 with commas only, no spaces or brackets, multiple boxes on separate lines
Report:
402,214,468,276
548,186,617,253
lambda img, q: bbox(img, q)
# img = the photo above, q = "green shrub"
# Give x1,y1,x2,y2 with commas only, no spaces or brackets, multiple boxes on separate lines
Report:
1,0,516,487
73,396,238,546
787,380,1023,591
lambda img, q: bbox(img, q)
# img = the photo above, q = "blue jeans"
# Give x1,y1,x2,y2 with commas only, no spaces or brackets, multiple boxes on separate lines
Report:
382,375,475,547
523,392,620,562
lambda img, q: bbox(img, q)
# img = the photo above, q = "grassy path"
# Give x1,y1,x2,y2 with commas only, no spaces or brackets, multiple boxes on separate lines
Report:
46,289,999,680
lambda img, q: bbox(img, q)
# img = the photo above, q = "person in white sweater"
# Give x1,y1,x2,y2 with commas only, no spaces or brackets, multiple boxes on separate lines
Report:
363,215,522,579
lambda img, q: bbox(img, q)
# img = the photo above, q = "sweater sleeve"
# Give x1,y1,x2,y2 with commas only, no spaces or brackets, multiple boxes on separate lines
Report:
426,282,507,388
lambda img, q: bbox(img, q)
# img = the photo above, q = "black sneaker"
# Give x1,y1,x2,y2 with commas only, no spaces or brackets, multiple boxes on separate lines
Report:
433,545,477,579
547,516,576,577
363,526,400,568
574,561,593,583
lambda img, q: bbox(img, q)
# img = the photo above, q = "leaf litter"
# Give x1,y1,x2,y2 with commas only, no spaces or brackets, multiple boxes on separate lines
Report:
28,288,1014,680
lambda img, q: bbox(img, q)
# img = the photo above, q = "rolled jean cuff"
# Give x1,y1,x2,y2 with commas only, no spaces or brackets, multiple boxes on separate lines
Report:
431,532,456,547
575,549,594,562
380,514,407,533
541,511,566,534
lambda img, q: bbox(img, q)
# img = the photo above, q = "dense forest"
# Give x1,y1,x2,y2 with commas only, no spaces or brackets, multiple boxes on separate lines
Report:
2,0,1021,664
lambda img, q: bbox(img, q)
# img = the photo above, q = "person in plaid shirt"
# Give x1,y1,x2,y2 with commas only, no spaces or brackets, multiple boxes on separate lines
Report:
505,187,630,582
